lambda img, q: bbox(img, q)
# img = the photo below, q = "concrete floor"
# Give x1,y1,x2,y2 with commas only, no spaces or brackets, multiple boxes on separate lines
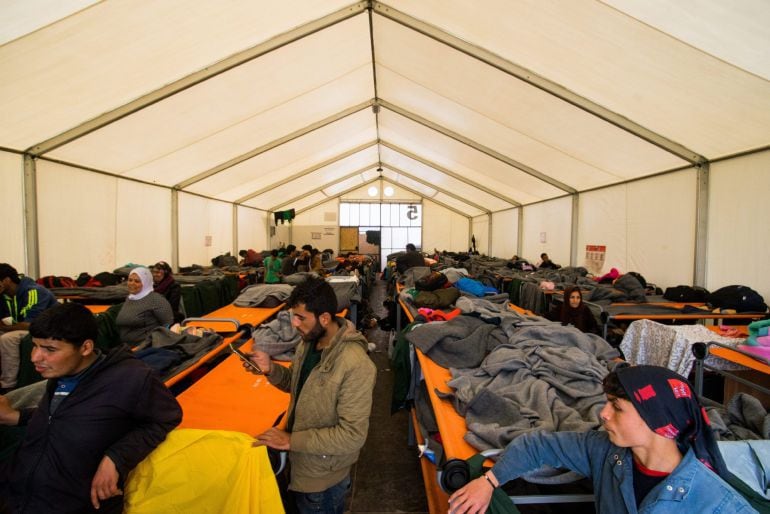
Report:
347,276,429,513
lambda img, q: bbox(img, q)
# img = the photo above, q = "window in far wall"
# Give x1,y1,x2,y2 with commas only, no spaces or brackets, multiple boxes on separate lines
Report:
339,202,421,270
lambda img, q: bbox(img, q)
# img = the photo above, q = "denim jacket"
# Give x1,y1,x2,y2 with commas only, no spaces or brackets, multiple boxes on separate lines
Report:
490,430,756,513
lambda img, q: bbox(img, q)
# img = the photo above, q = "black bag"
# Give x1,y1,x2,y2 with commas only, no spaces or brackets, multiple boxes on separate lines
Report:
707,285,767,313
415,271,448,291
663,285,709,303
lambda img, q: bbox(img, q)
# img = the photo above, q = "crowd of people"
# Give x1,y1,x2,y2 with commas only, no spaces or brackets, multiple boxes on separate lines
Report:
0,245,762,513
0,254,377,513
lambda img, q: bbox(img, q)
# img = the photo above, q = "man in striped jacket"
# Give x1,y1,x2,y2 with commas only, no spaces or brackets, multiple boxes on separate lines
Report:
0,263,57,392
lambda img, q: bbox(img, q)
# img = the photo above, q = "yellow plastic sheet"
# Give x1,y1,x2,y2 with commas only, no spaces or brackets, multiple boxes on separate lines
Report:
124,428,284,514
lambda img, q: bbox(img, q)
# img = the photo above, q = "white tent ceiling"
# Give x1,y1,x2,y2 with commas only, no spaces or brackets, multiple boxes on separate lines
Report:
1,0,769,216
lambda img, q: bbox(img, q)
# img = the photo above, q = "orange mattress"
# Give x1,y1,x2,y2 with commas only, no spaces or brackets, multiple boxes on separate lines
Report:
177,354,290,436
416,349,481,462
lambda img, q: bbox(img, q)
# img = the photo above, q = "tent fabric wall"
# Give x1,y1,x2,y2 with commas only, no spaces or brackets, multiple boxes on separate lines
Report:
115,180,172,270
236,206,268,254
491,209,519,261
577,171,697,289
522,197,572,267
37,161,117,276
471,217,489,256
708,150,770,302
178,193,233,268
422,200,469,254
0,151,25,271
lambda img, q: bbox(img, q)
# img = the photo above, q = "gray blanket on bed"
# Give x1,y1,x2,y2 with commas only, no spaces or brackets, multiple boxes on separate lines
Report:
442,325,620,451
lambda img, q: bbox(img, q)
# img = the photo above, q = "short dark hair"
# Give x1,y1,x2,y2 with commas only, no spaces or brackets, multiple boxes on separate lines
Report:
270,249,278,257
406,243,416,252
602,370,629,400
29,303,97,348
238,250,248,257
301,244,313,252
0,263,20,284
286,244,296,253
287,276,337,318
541,253,548,259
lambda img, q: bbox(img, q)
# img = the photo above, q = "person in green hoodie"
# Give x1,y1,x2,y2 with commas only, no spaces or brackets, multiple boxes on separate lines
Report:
245,276,376,514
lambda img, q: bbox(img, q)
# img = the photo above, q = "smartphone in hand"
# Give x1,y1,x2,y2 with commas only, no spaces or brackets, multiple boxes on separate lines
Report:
230,343,263,374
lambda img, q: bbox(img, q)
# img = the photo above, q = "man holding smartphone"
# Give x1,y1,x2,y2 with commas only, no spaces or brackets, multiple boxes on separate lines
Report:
244,276,376,514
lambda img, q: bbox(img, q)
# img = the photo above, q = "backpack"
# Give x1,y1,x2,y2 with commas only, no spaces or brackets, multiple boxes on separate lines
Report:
37,275,77,288
707,285,767,313
663,285,709,303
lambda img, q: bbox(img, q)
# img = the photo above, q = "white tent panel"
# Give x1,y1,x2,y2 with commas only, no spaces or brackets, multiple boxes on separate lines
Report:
341,179,420,202
249,159,380,211
37,161,117,276
374,17,684,184
423,201,469,253
603,0,770,81
237,206,269,253
380,169,436,198
379,110,563,204
521,197,572,266
177,193,233,267
0,0,355,150
387,0,770,157
271,191,329,214
0,0,99,45
379,146,513,212
491,209,519,260
626,171,696,289
431,193,483,218
57,67,374,183
578,187,628,275
708,151,770,302
324,171,379,199
49,18,373,178
0,151,26,269
115,180,172,268
189,109,376,200
471,217,490,255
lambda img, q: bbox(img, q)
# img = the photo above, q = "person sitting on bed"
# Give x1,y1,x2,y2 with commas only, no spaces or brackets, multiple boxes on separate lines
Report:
537,252,561,270
150,261,183,323
0,302,182,514
116,267,173,346
244,276,376,514
545,286,599,334
448,365,754,514
395,243,425,274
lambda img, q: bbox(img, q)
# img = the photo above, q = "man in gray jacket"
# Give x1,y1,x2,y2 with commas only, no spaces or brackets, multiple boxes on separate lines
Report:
247,276,376,514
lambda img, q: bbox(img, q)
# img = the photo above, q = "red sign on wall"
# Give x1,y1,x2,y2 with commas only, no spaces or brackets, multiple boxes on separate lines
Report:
585,245,606,274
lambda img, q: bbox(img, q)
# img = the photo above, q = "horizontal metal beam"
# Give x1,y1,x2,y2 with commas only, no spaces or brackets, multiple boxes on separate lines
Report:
380,99,576,194
373,2,705,165
28,2,369,156
178,100,375,189
234,139,379,204
380,140,520,207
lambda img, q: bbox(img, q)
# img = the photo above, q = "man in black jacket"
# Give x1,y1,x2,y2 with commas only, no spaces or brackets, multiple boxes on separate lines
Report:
395,243,426,274
0,302,182,514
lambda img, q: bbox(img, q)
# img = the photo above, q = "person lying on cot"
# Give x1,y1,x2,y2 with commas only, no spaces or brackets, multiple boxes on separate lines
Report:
242,276,376,514
448,365,755,514
545,286,599,334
